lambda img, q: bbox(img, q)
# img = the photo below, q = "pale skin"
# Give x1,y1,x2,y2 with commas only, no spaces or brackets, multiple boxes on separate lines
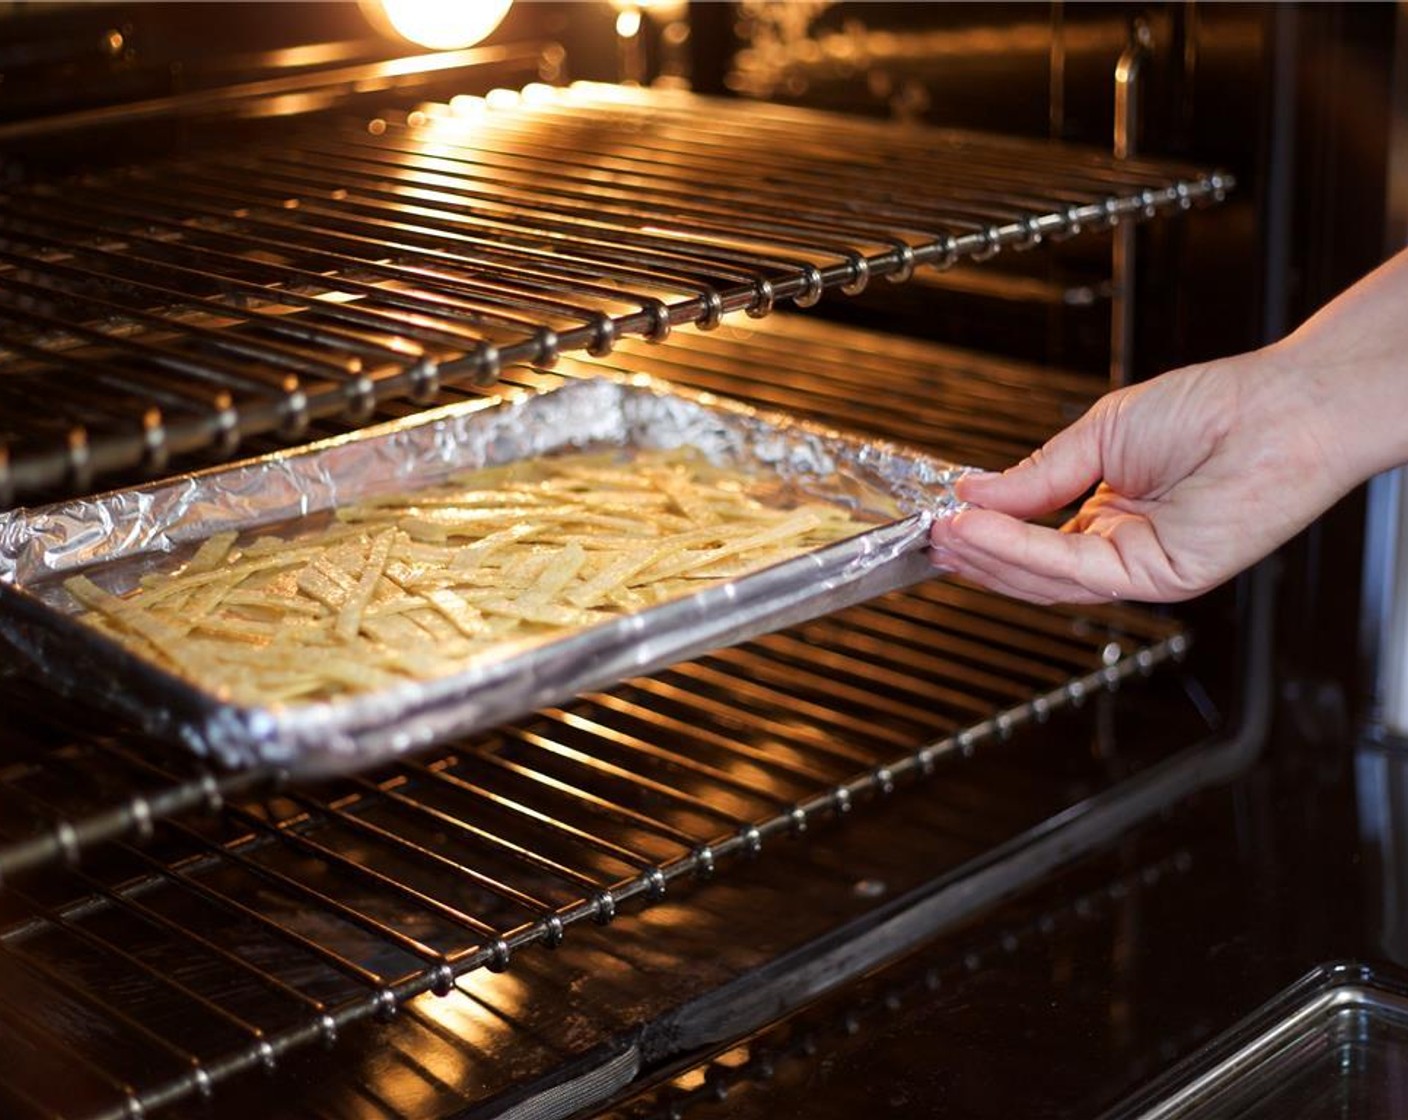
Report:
929,247,1408,605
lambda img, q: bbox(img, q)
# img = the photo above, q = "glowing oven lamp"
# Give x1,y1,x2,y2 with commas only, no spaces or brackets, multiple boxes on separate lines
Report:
372,0,513,50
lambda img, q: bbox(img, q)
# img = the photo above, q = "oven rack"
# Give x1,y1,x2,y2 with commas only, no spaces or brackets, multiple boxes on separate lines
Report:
0,581,1185,889
191,800,1210,1120
47,677,1216,1120
0,81,1229,504
0,311,1103,884
0,584,1186,1120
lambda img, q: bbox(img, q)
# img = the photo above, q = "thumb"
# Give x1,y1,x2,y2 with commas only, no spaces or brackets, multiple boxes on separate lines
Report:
955,409,1106,519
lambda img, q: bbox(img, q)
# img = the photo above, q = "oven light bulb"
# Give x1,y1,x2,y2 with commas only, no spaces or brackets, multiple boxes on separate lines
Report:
374,0,513,51
615,7,642,39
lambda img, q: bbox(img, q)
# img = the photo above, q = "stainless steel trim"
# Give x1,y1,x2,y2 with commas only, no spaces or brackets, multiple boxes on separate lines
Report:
1111,18,1153,388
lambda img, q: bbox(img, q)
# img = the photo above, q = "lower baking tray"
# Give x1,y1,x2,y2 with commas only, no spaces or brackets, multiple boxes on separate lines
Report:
0,377,963,774
1107,962,1408,1120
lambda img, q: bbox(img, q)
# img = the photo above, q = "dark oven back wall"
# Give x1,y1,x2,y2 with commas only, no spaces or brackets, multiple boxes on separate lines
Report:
689,1,1273,379
687,0,1395,445
682,1,1278,709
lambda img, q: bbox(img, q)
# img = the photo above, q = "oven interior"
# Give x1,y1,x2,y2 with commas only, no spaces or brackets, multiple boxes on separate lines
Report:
0,3,1391,1119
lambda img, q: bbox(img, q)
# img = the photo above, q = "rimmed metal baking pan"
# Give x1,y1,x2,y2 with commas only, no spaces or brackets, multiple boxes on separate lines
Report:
0,377,963,775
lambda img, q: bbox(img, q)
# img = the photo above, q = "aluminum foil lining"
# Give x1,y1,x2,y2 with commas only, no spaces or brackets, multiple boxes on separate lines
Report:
0,377,966,775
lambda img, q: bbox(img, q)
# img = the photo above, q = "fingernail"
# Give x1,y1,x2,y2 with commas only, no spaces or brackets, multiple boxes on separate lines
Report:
953,470,995,497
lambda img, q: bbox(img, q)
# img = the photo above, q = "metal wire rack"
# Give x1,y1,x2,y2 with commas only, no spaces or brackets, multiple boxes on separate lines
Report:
0,312,1109,885
0,312,1194,1120
185,801,1213,1120
0,586,1186,1120
0,81,1229,503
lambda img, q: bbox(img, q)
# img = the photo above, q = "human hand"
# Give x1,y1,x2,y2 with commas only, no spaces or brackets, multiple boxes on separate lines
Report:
928,351,1351,604
928,247,1408,605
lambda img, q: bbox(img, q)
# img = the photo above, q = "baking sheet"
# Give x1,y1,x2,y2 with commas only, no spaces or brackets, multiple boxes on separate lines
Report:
0,377,965,774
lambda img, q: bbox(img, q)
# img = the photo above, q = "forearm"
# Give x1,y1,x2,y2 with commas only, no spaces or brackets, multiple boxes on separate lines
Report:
1273,247,1408,487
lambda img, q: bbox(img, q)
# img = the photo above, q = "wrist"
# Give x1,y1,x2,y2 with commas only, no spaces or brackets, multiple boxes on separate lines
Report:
1279,334,1408,488
1201,343,1364,506
1272,249,1408,487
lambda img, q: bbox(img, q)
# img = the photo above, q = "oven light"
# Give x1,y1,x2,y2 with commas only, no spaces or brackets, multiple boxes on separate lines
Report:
608,0,686,12
370,0,513,51
615,7,642,39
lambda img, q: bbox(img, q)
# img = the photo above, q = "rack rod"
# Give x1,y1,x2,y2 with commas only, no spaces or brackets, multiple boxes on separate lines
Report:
0,83,1229,503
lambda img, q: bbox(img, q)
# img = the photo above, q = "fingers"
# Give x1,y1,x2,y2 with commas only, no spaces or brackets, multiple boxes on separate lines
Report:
931,507,1143,605
953,407,1107,519
937,548,1104,606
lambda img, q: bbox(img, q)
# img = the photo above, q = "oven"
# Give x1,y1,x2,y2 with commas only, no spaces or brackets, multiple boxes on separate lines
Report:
0,3,1400,1118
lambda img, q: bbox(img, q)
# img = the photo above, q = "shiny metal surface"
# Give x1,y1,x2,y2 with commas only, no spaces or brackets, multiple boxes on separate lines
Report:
1105,964,1408,1120
1110,17,1151,388
0,42,558,142
604,849,1204,1120
1361,468,1408,736
0,82,1229,504
1359,3,1408,739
